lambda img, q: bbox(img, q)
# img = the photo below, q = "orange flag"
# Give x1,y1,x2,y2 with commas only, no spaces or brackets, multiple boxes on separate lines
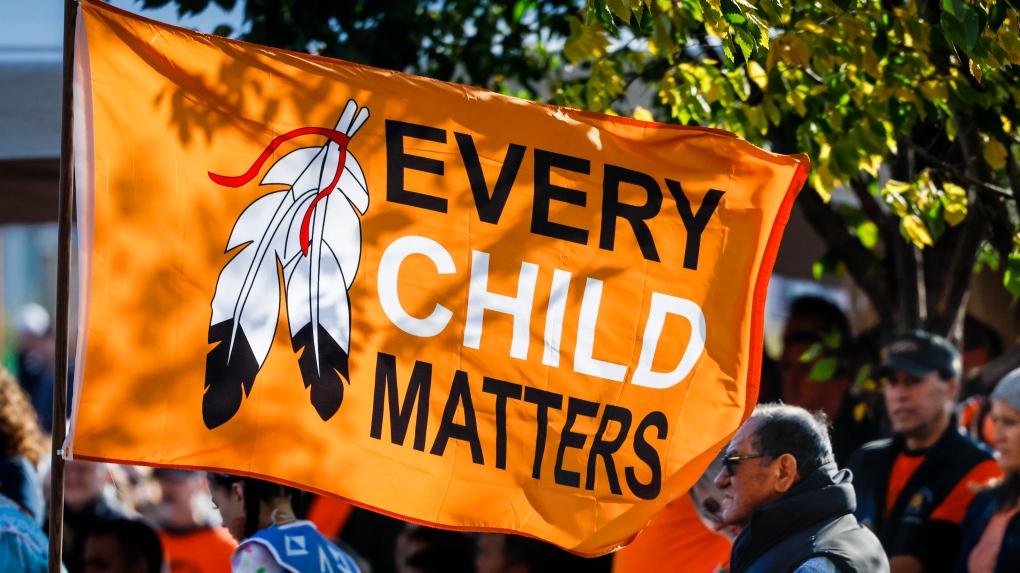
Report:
67,0,807,555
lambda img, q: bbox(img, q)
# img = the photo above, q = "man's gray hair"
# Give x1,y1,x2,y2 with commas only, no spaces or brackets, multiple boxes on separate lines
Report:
749,403,834,478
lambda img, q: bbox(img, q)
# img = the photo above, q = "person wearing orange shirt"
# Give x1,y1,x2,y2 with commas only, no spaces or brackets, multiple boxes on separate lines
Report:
154,469,236,573
612,458,735,573
849,331,1002,573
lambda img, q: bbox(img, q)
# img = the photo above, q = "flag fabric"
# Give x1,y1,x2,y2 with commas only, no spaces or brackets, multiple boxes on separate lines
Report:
68,0,808,555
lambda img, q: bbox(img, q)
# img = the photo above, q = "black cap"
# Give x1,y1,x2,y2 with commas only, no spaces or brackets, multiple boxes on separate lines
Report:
880,330,961,381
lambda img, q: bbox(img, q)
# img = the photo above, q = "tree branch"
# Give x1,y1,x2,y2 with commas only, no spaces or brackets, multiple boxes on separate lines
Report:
927,196,987,337
798,189,893,317
904,140,1013,199
1006,144,1020,207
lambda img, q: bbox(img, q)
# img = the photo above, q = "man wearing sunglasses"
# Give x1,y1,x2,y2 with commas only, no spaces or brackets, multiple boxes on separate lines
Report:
714,403,887,573
848,331,1001,573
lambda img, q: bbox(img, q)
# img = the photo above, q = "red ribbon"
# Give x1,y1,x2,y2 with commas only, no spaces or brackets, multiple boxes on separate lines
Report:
209,127,352,257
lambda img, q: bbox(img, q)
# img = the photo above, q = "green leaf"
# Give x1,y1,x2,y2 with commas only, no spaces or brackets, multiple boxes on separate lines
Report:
809,358,839,381
990,0,1007,31
606,0,633,24
513,0,528,24
961,5,980,50
1006,252,1020,299
813,251,841,279
975,243,1000,272
721,37,736,63
735,28,755,61
856,219,881,246
800,342,824,363
854,364,873,389
212,24,233,37
824,328,843,350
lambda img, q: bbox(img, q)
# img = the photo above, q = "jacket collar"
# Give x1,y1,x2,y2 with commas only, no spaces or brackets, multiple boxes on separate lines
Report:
730,462,856,573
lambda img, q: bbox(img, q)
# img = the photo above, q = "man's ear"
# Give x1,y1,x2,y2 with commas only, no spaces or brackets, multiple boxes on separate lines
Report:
947,376,961,400
773,453,799,493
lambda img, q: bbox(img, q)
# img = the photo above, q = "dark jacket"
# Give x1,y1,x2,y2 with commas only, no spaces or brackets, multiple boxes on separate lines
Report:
730,463,889,573
848,423,994,573
952,486,1020,573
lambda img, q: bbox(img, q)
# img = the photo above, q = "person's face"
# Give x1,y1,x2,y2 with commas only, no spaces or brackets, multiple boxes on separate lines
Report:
883,370,956,439
712,420,786,527
156,475,205,528
64,460,109,511
82,534,144,573
991,399,1020,473
475,534,512,573
209,481,246,542
779,341,850,413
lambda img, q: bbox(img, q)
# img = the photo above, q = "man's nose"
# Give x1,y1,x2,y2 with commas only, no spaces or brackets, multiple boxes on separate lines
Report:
713,468,729,488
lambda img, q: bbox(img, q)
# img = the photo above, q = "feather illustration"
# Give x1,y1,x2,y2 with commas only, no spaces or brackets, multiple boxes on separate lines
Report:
203,100,370,429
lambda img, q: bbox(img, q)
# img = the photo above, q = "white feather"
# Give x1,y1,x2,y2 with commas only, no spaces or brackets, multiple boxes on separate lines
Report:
321,193,361,289
339,152,369,214
260,147,321,187
334,100,358,135
213,103,371,375
282,192,316,262
347,107,370,137
226,191,289,251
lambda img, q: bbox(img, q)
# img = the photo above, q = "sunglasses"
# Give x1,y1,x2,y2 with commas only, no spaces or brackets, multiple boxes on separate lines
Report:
720,453,769,475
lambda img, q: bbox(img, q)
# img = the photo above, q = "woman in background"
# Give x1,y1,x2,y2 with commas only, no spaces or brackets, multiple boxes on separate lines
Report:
207,473,361,573
954,368,1020,573
0,367,46,526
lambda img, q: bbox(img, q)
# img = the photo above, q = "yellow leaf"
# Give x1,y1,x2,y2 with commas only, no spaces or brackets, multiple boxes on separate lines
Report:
941,183,968,227
787,90,808,116
606,0,632,24
901,215,934,249
884,180,912,195
633,107,654,122
970,60,983,82
914,171,936,211
984,139,1008,170
768,34,811,71
1001,29,1020,64
796,21,826,34
563,18,611,64
747,60,768,89
919,80,947,103
882,180,911,217
862,45,880,78
811,167,833,203
854,402,868,422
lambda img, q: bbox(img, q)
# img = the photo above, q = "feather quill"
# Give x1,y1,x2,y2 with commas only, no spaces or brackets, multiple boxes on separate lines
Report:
203,100,370,428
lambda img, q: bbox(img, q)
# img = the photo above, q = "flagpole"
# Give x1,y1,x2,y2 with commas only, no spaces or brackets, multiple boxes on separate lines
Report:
49,1,79,571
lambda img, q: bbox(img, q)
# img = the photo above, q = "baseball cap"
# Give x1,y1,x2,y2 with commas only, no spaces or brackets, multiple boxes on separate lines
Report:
880,330,961,381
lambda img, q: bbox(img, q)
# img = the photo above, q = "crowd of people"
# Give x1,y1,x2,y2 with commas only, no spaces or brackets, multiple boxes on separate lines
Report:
1,295,1018,573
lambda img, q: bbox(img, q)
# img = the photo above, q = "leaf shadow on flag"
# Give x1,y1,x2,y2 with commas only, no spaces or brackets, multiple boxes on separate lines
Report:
148,43,335,146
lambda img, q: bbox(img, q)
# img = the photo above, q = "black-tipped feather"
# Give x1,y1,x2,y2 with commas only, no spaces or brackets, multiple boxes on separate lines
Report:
203,320,259,429
291,323,349,421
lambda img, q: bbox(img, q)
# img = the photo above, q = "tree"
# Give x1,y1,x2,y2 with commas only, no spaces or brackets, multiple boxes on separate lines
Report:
152,0,1020,340
558,0,1020,341
143,0,576,96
